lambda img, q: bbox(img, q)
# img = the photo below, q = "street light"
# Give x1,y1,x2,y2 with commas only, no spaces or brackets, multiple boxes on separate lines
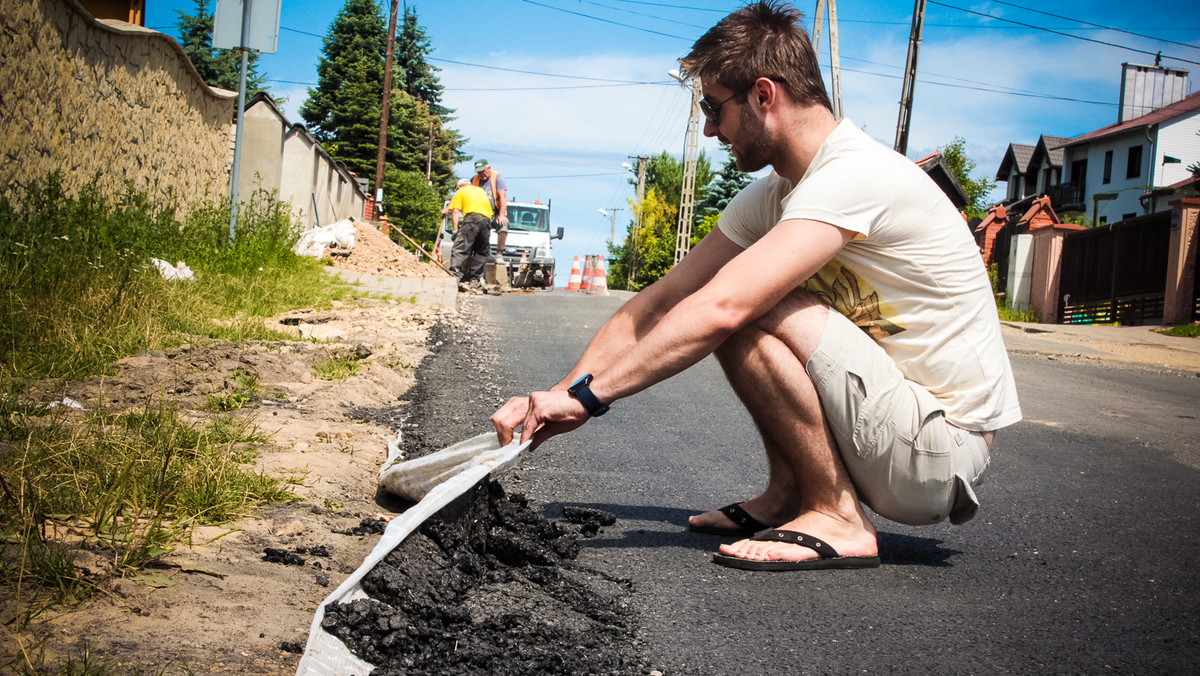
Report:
668,69,702,265
599,208,622,243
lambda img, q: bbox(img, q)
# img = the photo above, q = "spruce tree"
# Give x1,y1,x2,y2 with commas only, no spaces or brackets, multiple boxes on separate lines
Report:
174,0,267,95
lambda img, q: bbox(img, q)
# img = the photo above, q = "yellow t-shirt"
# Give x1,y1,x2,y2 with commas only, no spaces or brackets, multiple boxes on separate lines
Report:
449,184,493,219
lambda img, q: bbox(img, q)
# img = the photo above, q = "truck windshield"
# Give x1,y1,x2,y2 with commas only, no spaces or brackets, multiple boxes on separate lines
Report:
507,205,549,233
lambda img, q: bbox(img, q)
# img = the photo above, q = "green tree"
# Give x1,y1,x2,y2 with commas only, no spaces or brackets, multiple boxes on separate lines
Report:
382,168,442,249
300,1,463,196
698,152,753,217
938,137,996,220
174,0,267,95
396,6,450,119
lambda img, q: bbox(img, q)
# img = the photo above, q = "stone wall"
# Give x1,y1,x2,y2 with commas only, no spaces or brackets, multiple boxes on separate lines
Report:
0,0,235,209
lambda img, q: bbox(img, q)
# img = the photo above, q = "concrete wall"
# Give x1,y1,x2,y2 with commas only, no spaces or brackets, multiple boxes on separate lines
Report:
241,96,366,230
0,0,235,207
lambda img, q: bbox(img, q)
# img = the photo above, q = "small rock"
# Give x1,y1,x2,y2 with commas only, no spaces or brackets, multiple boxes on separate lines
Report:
280,641,303,654
274,519,306,537
300,372,313,384
316,574,330,587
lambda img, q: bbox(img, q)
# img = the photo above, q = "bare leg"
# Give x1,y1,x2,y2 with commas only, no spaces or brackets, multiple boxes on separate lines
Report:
696,290,878,562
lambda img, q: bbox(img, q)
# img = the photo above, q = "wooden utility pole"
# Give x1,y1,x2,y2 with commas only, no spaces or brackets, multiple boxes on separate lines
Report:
674,80,702,266
812,0,843,119
374,0,400,216
894,0,928,155
425,120,434,183
630,156,648,287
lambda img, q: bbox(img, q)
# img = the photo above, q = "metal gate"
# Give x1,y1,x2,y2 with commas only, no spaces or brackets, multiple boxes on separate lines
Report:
1058,212,1171,325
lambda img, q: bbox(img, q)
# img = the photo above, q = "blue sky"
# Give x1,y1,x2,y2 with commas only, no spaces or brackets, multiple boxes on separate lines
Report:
146,1,1200,282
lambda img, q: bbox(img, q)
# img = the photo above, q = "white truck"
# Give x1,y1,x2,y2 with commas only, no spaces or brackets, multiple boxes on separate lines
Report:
441,200,563,288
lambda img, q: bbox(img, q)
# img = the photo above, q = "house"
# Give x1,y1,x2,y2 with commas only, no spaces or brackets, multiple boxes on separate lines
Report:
996,63,1198,224
1058,65,1198,224
995,143,1035,202
914,151,969,212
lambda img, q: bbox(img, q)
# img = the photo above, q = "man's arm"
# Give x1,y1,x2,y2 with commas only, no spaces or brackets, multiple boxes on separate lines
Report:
495,188,508,226
511,219,854,446
491,227,744,445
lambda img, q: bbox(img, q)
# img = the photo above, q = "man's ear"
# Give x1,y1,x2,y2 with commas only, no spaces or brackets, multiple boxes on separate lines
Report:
750,76,782,111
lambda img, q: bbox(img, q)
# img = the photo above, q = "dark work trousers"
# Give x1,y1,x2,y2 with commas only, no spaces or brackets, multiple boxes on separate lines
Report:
450,212,491,282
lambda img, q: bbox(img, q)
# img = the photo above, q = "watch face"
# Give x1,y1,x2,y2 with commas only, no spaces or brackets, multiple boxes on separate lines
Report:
569,374,592,393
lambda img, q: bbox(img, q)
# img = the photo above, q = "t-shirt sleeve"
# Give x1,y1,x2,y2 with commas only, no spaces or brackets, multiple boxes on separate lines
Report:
716,175,783,249
780,155,886,238
494,174,508,192
448,191,464,212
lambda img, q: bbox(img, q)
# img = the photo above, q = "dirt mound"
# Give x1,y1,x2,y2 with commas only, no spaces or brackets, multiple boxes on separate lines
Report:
321,481,644,675
324,221,448,279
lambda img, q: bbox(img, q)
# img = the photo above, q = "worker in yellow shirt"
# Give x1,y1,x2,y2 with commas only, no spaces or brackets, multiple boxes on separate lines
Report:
447,178,494,284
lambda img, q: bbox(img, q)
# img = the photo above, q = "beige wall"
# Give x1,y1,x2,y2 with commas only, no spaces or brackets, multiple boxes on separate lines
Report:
0,0,235,208
241,97,367,230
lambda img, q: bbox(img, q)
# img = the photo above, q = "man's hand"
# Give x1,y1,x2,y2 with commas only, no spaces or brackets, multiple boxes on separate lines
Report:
491,391,589,450
496,214,509,228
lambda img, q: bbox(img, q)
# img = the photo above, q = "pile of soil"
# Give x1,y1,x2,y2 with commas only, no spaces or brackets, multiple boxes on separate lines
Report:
321,481,643,675
324,221,448,279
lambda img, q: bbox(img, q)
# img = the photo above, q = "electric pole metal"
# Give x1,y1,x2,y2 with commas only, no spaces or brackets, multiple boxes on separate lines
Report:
812,0,843,119
894,0,927,155
674,80,702,266
374,0,400,218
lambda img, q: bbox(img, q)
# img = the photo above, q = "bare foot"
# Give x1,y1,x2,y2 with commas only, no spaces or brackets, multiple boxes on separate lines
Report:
717,509,878,563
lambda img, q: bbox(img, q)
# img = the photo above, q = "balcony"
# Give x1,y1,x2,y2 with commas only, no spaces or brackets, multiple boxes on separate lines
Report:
1048,181,1086,212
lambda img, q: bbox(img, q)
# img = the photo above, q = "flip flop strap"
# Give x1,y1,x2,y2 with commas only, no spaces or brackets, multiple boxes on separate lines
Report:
718,503,768,532
751,529,840,559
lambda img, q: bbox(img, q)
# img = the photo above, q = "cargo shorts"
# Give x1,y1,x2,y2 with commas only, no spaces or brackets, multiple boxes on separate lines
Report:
804,310,991,525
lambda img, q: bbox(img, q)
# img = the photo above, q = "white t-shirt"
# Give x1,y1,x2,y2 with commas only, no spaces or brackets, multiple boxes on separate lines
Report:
718,120,1021,431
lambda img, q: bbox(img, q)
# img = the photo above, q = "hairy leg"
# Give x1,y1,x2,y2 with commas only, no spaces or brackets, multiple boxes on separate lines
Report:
696,290,878,562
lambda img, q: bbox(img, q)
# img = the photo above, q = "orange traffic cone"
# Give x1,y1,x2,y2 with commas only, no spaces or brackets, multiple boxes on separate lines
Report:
565,255,583,290
587,256,609,295
580,255,594,292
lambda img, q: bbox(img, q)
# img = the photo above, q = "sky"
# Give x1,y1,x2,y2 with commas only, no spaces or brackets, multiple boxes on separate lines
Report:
146,1,1200,284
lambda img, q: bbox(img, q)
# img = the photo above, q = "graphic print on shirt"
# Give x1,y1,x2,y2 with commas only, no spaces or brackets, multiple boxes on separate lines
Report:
805,262,906,340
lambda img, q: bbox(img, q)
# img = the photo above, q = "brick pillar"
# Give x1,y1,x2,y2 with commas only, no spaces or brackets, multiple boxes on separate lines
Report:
1163,198,1200,325
1030,222,1084,324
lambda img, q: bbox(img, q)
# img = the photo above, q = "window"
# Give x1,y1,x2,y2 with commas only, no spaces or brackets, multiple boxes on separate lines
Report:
1122,213,1137,221
1126,145,1142,179
1102,150,1113,184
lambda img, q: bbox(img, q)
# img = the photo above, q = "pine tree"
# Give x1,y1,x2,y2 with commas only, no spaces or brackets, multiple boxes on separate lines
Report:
174,0,267,95
698,153,753,217
300,0,464,195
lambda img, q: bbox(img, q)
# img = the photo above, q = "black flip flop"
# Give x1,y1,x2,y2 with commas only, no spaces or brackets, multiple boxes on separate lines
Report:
712,529,881,571
688,503,769,537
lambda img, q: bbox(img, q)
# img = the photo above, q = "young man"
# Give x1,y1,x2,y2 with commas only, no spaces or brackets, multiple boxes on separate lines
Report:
492,0,1020,571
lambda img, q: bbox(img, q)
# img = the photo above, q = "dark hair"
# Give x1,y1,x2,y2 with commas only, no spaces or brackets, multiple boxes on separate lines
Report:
680,1,832,113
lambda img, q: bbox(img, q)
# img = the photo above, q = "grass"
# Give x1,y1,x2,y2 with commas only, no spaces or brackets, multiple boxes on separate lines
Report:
313,351,363,381
1158,324,1200,338
0,174,342,636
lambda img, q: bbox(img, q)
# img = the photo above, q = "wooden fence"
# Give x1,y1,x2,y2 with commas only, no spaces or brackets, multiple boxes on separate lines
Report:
1057,212,1172,325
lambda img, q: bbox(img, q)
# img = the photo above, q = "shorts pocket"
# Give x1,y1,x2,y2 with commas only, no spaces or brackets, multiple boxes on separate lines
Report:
848,365,905,461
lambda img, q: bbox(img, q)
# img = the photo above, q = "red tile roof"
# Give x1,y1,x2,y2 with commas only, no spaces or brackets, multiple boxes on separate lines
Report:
1065,91,1200,146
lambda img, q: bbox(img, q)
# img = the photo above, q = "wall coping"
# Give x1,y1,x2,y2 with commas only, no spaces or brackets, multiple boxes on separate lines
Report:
64,0,236,100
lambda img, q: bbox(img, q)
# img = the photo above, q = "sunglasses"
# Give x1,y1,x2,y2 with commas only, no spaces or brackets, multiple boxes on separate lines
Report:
699,89,747,126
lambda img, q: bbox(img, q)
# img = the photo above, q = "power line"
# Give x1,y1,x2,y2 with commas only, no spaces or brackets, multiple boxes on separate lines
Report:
928,1,1200,66
429,57,666,84
985,0,1200,52
517,0,690,41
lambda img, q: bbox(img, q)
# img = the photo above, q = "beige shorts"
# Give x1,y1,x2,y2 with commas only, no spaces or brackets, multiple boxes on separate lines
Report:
805,310,991,525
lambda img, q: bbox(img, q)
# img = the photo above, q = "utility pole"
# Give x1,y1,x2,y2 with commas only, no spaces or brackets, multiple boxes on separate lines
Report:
674,77,702,266
811,0,843,119
894,0,927,155
600,207,622,243
630,155,648,287
425,120,434,184
374,0,400,218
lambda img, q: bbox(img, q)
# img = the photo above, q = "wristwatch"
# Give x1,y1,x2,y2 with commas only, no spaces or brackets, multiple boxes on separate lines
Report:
567,373,609,417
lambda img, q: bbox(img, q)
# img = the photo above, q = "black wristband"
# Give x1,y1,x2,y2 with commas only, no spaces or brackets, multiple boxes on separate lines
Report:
567,374,609,417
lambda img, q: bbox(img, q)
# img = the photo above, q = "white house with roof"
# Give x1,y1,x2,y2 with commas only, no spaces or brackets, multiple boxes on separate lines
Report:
1058,65,1198,225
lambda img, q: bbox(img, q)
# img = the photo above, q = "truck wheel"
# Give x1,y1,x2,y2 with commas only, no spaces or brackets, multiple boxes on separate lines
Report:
544,266,555,289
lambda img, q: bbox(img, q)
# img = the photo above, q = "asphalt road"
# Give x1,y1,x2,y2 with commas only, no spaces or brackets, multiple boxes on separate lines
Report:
471,290,1200,675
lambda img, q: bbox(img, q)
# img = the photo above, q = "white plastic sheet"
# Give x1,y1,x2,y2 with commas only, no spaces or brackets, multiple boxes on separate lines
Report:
294,218,358,258
296,431,529,676
150,258,195,281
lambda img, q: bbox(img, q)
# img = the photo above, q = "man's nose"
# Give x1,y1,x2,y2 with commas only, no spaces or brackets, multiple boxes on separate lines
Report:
702,117,718,138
